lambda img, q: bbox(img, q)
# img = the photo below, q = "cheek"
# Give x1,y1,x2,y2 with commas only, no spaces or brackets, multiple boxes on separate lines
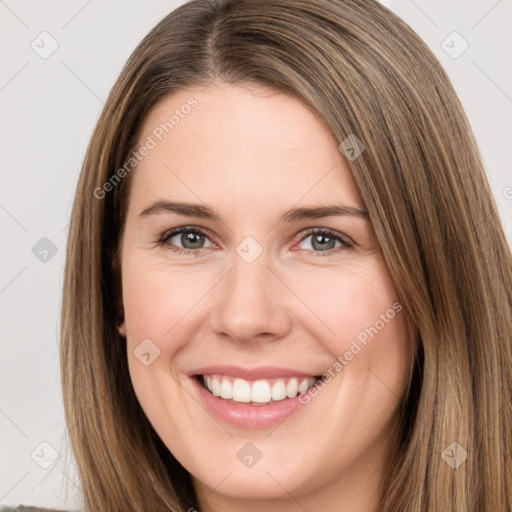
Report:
122,253,409,370
288,258,412,405
121,262,203,437
289,258,406,349
121,260,206,345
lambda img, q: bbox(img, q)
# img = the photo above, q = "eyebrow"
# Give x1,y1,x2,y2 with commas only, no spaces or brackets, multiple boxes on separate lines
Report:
138,201,369,222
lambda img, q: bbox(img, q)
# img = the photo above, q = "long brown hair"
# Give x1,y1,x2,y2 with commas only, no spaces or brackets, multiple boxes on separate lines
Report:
60,0,512,510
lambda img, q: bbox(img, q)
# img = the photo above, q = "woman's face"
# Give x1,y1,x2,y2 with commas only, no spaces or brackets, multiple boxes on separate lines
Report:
119,81,412,509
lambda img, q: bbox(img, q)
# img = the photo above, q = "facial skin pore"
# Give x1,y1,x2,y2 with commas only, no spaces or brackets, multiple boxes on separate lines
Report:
119,81,412,512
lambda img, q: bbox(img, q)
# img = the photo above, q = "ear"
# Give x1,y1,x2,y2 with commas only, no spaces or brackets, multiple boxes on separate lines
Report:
118,320,127,337
111,247,126,336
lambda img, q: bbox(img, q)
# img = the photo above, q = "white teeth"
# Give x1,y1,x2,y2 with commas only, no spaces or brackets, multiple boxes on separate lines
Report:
271,380,287,401
220,378,233,399
298,378,311,393
202,374,317,404
286,378,298,398
251,380,272,403
232,378,251,403
211,377,221,397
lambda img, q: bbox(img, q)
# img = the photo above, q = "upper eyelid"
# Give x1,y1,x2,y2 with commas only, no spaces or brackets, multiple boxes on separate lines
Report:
161,225,214,238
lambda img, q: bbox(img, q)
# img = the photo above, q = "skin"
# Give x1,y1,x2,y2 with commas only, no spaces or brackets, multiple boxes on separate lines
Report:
118,81,412,512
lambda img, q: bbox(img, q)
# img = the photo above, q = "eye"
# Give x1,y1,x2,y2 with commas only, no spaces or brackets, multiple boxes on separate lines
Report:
295,228,353,256
158,226,215,255
157,226,353,257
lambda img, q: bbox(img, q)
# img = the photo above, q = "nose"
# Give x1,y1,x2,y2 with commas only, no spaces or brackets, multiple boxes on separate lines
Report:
209,251,292,345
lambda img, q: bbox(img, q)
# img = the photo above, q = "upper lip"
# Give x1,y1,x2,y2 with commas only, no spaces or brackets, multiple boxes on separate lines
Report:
188,365,321,380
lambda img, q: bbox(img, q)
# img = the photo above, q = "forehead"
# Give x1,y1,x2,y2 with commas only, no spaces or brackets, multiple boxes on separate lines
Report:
128,82,361,214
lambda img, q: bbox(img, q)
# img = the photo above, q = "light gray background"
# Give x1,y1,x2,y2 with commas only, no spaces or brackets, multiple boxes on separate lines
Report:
1,0,511,509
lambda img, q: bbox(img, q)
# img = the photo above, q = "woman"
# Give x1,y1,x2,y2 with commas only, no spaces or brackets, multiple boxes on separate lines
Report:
59,0,512,510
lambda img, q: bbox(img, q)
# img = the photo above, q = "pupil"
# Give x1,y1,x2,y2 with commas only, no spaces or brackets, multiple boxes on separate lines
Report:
182,232,203,249
313,234,334,251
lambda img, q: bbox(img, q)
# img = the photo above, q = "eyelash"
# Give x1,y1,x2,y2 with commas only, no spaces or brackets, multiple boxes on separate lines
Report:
157,225,354,257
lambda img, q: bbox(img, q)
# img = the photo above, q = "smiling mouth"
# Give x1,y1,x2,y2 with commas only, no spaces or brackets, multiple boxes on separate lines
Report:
196,374,321,405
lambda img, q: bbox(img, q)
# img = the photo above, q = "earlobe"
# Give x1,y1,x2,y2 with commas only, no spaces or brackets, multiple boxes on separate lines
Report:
118,321,127,337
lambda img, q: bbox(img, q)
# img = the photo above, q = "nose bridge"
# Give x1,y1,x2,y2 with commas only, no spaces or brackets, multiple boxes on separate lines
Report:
209,242,290,343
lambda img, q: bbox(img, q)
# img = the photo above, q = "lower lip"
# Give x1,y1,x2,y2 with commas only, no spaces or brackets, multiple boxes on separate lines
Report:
190,376,312,429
